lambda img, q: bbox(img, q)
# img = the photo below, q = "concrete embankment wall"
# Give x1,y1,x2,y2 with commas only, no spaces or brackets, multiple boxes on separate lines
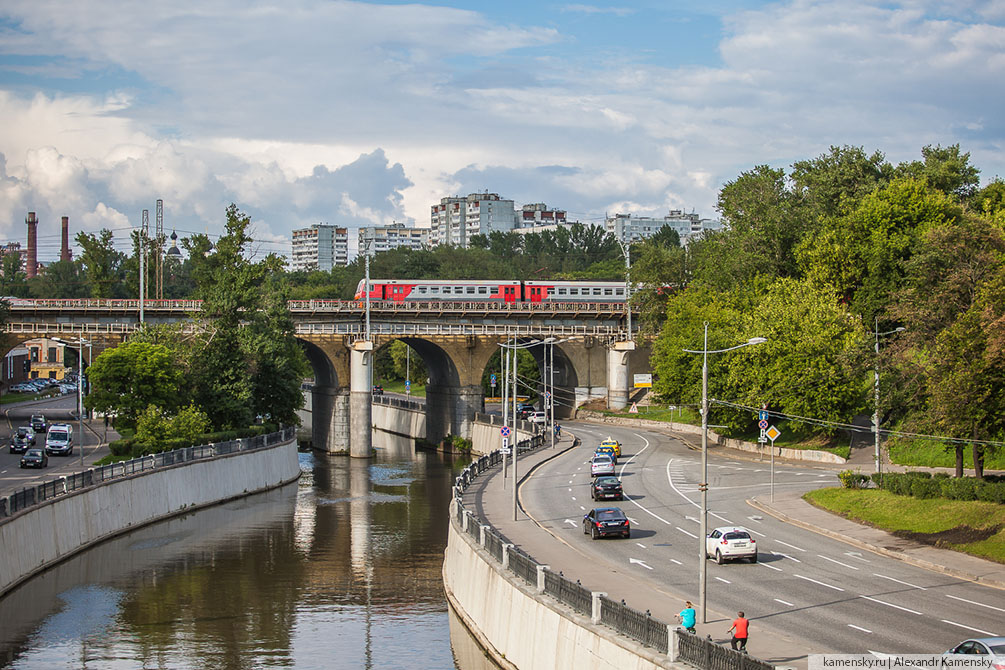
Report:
0,440,300,597
470,418,535,456
372,402,426,438
442,504,671,670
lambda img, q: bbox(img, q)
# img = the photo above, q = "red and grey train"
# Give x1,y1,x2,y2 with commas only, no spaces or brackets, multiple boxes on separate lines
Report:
354,279,628,303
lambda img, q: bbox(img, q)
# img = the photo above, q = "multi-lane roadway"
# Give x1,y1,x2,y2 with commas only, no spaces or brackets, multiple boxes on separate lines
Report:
512,420,1002,660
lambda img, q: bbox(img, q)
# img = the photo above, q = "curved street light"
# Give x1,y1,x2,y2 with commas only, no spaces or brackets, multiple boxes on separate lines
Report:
51,336,92,471
683,325,767,624
874,321,906,479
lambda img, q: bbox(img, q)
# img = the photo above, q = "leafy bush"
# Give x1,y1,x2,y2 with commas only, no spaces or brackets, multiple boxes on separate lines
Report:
108,438,133,457
976,481,1005,504
940,477,979,501
838,470,870,489
910,477,941,499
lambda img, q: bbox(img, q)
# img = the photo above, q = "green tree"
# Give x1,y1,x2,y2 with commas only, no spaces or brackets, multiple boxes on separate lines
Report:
0,251,28,297
84,341,183,428
791,145,892,219
28,259,88,298
76,229,124,298
896,144,980,203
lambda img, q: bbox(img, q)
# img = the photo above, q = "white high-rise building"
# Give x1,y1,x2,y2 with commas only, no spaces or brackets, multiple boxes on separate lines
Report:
605,209,723,246
358,222,429,256
290,223,349,271
430,193,517,247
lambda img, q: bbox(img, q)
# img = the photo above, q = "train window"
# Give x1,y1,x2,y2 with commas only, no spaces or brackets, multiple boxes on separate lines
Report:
467,286,475,294
431,286,439,293
615,288,624,295
593,288,601,295
558,288,567,295
478,286,487,294
418,287,426,294
570,288,579,295
604,288,613,296
442,286,451,294
547,287,554,295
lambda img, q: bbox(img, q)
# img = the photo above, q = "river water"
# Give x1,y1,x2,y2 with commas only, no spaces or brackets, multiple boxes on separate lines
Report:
0,432,498,670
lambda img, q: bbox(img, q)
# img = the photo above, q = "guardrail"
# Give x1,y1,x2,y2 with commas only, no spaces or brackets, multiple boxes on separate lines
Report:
0,426,296,519
452,446,774,670
372,395,425,411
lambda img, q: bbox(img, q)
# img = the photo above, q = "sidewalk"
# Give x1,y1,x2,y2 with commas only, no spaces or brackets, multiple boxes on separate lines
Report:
465,433,813,669
748,489,1005,591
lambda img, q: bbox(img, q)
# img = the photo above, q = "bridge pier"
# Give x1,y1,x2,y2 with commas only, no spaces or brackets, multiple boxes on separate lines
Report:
426,383,484,444
312,385,350,454
349,344,373,458
606,341,635,410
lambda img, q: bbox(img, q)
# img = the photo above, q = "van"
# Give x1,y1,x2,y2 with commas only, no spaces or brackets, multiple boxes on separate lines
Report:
45,424,74,456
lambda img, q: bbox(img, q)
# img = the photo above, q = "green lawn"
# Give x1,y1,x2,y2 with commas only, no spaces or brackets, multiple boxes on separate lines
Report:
805,487,1005,564
888,437,1005,470
375,379,426,398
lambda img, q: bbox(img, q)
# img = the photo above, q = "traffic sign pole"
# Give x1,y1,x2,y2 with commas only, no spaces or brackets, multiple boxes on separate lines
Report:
766,425,781,502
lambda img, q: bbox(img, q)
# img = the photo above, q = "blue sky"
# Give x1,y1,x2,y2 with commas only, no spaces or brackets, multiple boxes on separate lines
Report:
1,1,1003,261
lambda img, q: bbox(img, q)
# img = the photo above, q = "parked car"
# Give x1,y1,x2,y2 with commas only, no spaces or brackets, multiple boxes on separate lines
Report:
9,426,36,453
705,526,757,564
9,383,34,393
529,411,547,425
583,507,630,539
595,445,617,465
30,414,47,433
45,424,74,456
372,385,384,395
943,638,1005,664
20,448,48,469
516,403,536,418
600,437,621,457
591,476,624,501
590,454,615,477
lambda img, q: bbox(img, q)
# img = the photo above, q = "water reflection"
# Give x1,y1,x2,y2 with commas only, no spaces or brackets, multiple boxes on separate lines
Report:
0,432,473,670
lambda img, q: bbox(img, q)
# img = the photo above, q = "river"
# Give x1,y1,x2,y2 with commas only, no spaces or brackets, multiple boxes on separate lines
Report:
0,431,497,670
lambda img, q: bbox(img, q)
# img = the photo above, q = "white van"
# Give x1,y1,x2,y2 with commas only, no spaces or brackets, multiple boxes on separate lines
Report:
45,424,74,456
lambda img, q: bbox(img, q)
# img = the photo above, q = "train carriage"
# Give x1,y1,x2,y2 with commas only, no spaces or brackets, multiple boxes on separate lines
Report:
354,279,627,304
522,280,627,303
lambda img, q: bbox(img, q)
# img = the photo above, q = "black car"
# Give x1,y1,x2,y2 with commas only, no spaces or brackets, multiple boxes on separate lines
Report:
20,448,48,469
583,507,630,540
9,426,36,453
517,403,536,418
591,476,624,501
372,385,384,396
30,414,47,433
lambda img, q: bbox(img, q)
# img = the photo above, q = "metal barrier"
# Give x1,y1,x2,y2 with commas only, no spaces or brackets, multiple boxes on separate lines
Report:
372,395,425,411
2,427,296,519
452,434,774,670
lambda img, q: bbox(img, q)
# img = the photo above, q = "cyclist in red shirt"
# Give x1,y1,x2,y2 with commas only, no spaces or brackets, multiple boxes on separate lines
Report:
728,611,748,651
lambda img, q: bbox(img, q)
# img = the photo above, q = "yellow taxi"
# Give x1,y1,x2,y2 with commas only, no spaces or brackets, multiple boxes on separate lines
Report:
599,437,621,457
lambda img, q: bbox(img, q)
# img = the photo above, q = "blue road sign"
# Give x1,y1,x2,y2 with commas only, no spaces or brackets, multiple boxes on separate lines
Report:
491,374,497,385
501,426,511,437
758,419,768,430
759,410,769,422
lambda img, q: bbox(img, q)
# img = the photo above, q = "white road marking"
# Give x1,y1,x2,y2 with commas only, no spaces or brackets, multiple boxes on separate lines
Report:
774,598,794,606
571,497,577,501
565,519,578,527
636,543,646,549
774,540,806,552
710,512,732,523
685,515,700,524
873,574,926,590
941,620,997,636
627,517,638,524
748,516,763,522
844,552,870,563
773,552,801,563
666,459,701,510
759,562,783,572
848,624,872,634
630,558,653,570
568,488,572,492
580,506,586,511
795,574,845,591
859,595,921,615
670,558,682,565
818,555,860,570
715,577,731,584
747,528,766,537
945,594,1005,612
677,527,697,539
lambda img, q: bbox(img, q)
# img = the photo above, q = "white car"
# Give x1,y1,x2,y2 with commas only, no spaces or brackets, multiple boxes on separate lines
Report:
705,526,757,564
590,454,615,477
529,411,547,425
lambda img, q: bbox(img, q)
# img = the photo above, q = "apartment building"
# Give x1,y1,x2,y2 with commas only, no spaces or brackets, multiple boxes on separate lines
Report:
358,222,429,256
605,209,723,246
290,223,349,271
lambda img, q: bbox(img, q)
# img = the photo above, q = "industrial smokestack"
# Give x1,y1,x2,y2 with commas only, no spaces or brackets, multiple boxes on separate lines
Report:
61,216,71,262
25,212,38,279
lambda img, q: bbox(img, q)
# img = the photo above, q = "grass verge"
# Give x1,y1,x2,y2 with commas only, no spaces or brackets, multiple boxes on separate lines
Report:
888,436,1005,470
804,487,1005,564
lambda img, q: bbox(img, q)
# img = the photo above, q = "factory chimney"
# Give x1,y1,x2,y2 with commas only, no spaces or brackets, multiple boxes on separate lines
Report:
25,212,38,279
61,216,71,261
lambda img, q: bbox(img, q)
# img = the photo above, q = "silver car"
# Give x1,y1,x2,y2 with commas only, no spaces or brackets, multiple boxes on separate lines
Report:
944,638,1005,665
705,526,757,564
590,454,615,477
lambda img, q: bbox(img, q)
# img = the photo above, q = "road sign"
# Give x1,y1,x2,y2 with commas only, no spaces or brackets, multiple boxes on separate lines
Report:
766,425,781,441
628,402,639,414
502,437,509,450
758,419,768,430
545,391,551,400
490,374,497,386
759,410,769,422
633,373,652,388
758,436,767,443
501,426,511,437
500,448,511,455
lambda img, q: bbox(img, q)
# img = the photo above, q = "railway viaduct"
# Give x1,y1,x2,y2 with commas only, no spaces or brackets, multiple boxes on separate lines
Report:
2,299,648,457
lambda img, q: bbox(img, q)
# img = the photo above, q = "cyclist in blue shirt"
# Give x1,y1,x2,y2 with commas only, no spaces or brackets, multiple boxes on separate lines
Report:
677,601,696,633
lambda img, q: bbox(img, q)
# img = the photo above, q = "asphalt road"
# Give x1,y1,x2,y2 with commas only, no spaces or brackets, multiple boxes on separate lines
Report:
517,420,1003,659
0,393,111,497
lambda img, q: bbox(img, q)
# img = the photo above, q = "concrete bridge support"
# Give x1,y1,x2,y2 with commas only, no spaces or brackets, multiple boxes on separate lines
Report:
349,344,373,458
426,384,484,444
312,386,350,454
607,341,635,411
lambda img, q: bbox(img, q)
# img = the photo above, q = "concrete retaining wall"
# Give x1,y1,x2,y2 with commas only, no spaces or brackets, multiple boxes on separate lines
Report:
470,419,536,456
443,503,672,670
0,440,301,597
576,410,846,464
372,402,426,438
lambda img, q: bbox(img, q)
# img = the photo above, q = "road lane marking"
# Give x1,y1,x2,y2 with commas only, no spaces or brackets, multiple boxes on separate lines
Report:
941,620,997,636
676,527,697,538
580,506,586,511
848,624,872,634
818,555,859,570
795,574,844,591
670,558,682,565
711,512,732,523
774,540,806,552
774,598,794,606
620,436,677,528
571,497,577,501
627,517,638,524
565,519,578,527
772,552,801,563
873,574,926,590
630,558,653,570
759,562,783,572
844,552,870,562
715,577,731,584
568,488,572,492
945,594,1005,612
747,528,766,537
859,595,921,615
685,515,699,524
636,543,646,549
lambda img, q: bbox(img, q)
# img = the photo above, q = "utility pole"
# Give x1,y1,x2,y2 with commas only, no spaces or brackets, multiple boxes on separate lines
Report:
155,199,164,300
140,209,148,323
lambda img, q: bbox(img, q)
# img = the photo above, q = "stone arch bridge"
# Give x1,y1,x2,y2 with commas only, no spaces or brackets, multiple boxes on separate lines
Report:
2,299,650,456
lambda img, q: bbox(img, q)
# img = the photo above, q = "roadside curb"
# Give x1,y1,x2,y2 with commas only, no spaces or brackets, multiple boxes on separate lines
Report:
746,495,1005,591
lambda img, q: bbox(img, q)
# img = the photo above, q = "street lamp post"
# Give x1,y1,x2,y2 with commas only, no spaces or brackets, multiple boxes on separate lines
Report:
53,337,91,471
874,319,905,480
683,326,766,624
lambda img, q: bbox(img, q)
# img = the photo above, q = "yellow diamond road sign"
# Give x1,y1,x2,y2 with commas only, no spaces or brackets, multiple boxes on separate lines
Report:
765,425,781,441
